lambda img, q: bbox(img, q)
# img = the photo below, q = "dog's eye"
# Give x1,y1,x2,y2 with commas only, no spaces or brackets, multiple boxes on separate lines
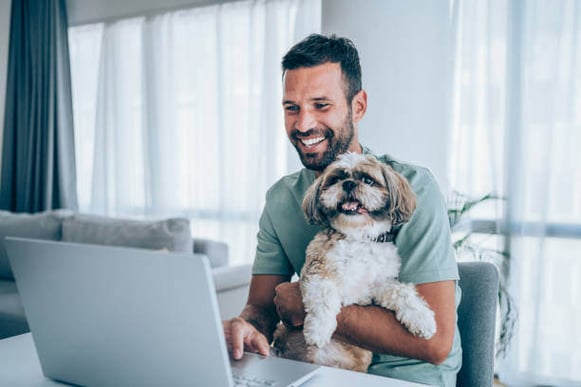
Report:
326,176,340,186
361,176,374,186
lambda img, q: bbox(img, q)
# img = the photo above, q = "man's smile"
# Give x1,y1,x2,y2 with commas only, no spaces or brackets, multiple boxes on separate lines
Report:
300,136,326,148
292,128,333,154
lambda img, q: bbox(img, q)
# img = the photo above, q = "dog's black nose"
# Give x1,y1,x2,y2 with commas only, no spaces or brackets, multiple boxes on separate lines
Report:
342,180,356,192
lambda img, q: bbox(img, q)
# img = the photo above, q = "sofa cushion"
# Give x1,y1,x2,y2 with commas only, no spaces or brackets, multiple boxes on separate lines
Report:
0,210,72,280
193,238,229,268
0,280,30,339
0,280,27,322
61,214,193,253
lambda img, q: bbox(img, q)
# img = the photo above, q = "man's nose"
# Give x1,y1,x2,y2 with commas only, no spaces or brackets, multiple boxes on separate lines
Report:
295,109,316,133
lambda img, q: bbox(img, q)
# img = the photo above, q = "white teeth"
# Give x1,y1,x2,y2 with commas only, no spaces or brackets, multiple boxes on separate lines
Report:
301,137,325,146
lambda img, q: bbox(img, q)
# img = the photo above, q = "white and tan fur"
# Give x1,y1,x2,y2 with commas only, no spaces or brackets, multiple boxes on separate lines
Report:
273,153,436,372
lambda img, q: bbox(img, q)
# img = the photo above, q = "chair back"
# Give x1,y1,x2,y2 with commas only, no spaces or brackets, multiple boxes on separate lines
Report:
456,261,499,387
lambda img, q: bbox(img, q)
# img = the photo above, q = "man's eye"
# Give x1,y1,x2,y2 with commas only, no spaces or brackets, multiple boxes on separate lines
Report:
285,105,299,112
315,103,329,109
362,177,374,186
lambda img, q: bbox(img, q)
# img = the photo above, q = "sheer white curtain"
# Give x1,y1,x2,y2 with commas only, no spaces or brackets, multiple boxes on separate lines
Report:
68,0,321,265
451,0,581,384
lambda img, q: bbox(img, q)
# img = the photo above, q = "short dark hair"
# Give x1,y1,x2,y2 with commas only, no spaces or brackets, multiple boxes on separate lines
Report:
282,34,362,102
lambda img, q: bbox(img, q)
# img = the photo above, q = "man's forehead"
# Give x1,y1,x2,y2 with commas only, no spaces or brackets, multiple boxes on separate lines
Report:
282,63,345,100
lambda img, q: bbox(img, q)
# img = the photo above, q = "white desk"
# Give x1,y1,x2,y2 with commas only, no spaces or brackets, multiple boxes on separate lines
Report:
0,333,427,386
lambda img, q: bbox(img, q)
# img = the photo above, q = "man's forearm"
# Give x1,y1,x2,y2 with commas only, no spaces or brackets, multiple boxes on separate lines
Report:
335,281,457,365
334,304,437,362
240,274,291,343
239,303,280,343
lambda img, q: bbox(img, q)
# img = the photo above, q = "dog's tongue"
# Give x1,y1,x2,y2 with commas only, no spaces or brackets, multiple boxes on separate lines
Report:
341,201,368,214
342,201,359,211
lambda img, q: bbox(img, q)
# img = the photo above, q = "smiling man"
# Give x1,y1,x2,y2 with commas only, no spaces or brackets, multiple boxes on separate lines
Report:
223,34,462,386
283,60,363,171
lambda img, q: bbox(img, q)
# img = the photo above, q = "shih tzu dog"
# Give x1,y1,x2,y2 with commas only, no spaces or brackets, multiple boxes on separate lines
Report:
273,153,436,372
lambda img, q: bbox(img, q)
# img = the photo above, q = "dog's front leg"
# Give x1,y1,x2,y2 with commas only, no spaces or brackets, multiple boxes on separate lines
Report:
300,276,341,348
374,282,437,339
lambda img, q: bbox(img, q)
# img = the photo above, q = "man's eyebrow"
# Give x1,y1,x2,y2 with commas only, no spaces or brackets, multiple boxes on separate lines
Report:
282,96,331,105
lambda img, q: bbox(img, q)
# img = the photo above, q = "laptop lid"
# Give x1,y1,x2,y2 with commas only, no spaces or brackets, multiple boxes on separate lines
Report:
6,237,233,386
5,237,318,387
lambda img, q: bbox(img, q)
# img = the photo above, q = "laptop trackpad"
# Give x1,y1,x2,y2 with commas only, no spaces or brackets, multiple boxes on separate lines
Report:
230,352,319,387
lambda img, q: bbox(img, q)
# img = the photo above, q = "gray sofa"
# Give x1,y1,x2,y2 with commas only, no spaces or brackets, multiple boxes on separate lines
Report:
0,210,252,340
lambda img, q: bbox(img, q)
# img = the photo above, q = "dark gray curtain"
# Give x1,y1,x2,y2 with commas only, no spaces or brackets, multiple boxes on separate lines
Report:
0,0,78,212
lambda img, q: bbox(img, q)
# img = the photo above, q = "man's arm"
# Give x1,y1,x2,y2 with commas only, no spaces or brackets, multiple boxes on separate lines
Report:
336,280,456,364
223,274,291,359
274,279,456,365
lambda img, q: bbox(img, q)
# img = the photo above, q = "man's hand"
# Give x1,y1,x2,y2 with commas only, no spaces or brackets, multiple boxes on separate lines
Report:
273,281,306,327
223,317,270,360
223,274,292,360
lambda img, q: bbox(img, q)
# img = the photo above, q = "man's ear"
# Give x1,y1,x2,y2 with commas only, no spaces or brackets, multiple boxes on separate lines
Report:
351,89,367,123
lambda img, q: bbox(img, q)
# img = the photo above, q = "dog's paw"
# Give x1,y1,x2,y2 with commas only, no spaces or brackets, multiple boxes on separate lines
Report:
399,305,437,339
304,329,332,348
303,315,336,348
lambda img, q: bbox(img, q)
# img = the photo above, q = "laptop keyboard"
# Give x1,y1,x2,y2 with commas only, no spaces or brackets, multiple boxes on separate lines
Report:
233,373,277,386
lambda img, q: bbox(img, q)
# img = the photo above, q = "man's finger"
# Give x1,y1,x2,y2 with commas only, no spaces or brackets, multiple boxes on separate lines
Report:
230,318,247,360
247,330,270,357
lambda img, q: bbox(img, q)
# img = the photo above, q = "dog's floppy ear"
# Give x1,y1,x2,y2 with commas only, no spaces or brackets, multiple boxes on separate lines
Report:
302,175,327,225
381,164,416,226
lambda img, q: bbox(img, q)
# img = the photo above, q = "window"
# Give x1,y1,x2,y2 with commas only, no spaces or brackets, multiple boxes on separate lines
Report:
451,0,581,383
68,0,320,264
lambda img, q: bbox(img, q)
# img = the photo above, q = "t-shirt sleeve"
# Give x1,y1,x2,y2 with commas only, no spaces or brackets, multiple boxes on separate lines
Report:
252,205,295,276
396,169,458,284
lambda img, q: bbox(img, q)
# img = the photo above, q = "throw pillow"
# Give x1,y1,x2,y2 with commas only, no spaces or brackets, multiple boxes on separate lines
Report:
61,214,193,253
0,210,73,279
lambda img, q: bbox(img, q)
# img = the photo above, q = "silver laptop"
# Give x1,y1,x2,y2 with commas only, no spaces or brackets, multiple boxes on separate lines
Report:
5,237,319,386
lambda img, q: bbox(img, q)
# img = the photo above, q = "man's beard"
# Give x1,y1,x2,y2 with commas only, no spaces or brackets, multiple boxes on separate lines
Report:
291,114,355,172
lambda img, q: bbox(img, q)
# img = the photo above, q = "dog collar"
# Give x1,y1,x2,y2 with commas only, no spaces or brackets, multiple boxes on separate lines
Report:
370,231,395,243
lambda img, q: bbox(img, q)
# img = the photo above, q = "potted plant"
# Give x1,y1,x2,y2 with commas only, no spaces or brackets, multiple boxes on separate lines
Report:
448,191,517,358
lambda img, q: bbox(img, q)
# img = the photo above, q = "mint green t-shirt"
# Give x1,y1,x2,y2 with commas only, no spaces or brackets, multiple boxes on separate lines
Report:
252,148,462,386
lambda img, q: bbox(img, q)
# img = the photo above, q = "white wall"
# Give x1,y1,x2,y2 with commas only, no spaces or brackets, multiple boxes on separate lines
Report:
321,0,453,192
0,0,11,171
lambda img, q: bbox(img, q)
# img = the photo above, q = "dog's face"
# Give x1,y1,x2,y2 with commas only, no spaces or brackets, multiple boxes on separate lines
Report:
302,153,416,237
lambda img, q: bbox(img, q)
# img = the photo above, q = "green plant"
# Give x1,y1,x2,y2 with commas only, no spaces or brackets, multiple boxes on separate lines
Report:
448,191,517,359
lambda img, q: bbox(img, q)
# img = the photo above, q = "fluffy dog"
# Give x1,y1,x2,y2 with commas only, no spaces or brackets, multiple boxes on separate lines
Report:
273,153,436,372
